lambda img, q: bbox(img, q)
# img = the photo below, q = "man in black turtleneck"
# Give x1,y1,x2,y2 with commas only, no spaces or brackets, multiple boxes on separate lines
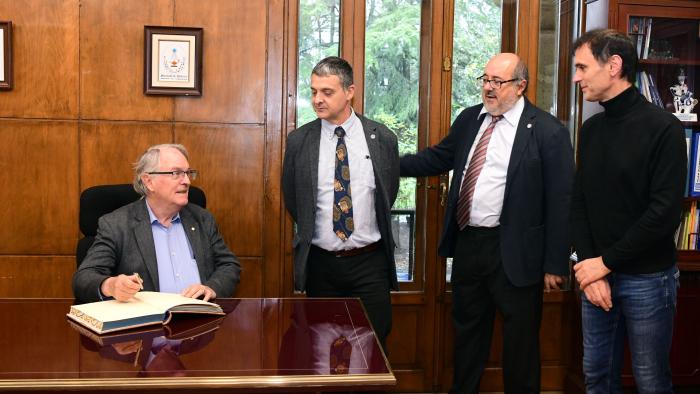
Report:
571,29,686,393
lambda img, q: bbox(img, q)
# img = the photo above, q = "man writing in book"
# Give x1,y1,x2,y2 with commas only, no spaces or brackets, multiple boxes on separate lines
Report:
572,29,685,392
73,144,241,304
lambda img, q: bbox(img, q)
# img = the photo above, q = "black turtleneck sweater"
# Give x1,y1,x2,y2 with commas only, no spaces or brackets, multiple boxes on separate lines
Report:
572,86,687,274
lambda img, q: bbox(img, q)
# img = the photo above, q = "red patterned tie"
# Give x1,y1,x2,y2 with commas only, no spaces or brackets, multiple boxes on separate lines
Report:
456,115,503,230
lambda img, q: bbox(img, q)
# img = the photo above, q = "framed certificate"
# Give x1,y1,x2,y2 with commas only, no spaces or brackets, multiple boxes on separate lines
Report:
144,26,203,96
0,21,12,91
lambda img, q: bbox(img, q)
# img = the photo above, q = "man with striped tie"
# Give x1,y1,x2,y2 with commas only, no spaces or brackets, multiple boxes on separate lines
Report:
282,57,400,351
400,53,574,393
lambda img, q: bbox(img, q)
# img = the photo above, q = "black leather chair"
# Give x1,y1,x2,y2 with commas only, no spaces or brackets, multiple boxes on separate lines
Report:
76,184,206,268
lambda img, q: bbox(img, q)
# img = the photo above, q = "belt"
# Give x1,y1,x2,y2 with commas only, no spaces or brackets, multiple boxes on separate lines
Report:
463,225,500,235
311,241,382,258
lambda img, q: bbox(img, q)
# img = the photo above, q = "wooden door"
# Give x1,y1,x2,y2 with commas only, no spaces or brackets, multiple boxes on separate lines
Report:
283,0,576,392
434,1,579,392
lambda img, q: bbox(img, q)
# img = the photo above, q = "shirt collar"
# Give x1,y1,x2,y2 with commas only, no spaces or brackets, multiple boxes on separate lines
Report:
321,109,358,140
478,96,525,127
145,200,181,225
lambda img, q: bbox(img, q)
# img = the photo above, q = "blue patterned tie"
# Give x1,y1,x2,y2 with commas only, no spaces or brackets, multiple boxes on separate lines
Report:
333,127,353,241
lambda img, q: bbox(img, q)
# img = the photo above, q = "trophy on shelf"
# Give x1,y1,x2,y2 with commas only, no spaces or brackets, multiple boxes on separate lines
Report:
670,68,698,122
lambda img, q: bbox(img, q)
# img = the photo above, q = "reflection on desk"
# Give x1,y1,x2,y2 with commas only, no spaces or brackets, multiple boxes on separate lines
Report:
278,300,384,376
0,298,394,392
70,314,225,376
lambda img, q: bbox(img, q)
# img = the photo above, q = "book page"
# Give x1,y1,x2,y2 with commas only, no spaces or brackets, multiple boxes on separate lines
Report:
136,291,221,312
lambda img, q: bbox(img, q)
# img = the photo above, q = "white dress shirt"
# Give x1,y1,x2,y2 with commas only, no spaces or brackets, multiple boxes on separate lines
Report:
309,322,376,374
312,110,381,251
460,96,525,227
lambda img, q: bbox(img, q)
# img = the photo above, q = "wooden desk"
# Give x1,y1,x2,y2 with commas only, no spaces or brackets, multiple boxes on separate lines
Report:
0,298,395,392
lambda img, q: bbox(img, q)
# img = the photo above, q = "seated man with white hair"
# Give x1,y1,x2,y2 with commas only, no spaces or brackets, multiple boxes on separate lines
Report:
73,143,241,304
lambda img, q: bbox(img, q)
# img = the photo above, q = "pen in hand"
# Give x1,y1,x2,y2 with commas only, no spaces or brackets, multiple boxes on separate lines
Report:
133,272,144,290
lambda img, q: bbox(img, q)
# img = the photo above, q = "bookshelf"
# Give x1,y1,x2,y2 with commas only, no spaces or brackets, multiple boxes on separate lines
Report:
611,1,700,265
608,2,700,389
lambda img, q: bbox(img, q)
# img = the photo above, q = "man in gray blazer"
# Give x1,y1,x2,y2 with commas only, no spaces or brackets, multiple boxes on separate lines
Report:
73,144,241,304
282,57,399,349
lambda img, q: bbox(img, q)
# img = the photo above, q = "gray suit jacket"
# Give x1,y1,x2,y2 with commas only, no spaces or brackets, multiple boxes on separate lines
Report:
72,199,241,303
282,115,400,291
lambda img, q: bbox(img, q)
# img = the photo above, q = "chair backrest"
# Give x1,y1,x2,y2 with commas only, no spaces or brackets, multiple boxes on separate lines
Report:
76,184,206,268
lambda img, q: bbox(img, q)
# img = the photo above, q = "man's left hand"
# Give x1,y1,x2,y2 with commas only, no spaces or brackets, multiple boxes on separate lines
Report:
181,284,217,301
544,273,567,291
574,256,611,289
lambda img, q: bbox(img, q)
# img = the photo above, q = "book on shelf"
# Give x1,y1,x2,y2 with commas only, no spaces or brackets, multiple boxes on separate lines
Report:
643,17,653,59
689,132,700,197
628,16,645,58
67,291,225,335
636,71,664,108
679,202,689,249
685,129,693,197
628,16,654,59
677,200,700,250
646,72,664,108
639,71,650,102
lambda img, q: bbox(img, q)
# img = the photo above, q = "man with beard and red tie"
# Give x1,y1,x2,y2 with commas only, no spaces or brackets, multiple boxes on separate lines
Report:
400,53,574,393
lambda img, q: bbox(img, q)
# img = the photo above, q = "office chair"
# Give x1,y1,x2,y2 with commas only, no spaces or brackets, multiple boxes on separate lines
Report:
76,184,206,268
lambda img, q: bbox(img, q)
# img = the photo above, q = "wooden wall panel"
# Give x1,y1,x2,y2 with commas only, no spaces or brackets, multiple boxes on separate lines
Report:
387,306,419,365
263,0,286,297
439,291,573,391
236,257,262,297
0,120,78,254
174,0,267,124
0,256,74,297
0,0,79,119
0,0,275,299
79,0,173,121
175,124,264,257
79,122,173,189
541,291,569,362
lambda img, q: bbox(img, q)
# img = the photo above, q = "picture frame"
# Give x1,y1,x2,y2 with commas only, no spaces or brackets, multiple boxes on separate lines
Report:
0,21,13,91
144,26,202,96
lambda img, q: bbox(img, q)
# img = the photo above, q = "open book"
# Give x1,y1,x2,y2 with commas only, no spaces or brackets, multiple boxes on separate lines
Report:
67,291,225,334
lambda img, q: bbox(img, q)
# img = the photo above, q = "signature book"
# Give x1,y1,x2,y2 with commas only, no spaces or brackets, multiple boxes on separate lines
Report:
67,291,225,334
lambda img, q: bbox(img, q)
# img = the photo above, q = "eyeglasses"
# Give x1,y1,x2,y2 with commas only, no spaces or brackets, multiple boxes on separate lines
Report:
476,75,519,89
147,169,198,180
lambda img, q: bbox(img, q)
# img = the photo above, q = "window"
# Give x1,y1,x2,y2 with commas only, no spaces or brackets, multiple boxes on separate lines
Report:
364,0,421,281
297,0,341,126
447,0,503,281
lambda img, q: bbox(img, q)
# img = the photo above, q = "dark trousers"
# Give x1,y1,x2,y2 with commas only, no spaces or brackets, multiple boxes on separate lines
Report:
450,226,543,394
306,246,392,352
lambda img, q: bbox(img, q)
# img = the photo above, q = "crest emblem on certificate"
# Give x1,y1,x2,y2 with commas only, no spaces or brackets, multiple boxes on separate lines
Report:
163,47,186,75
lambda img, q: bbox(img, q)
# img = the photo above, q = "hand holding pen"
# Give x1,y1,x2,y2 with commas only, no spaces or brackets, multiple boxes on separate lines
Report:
100,272,144,302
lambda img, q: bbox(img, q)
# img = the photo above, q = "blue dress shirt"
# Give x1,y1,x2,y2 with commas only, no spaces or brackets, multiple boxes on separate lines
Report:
146,202,202,294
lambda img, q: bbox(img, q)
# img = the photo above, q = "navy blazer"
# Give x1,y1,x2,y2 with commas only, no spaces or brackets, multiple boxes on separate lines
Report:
400,98,574,286
72,199,241,303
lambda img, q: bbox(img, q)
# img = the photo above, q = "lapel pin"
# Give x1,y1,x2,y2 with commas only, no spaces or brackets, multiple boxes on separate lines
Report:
527,123,532,129
191,227,195,231
370,134,376,139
